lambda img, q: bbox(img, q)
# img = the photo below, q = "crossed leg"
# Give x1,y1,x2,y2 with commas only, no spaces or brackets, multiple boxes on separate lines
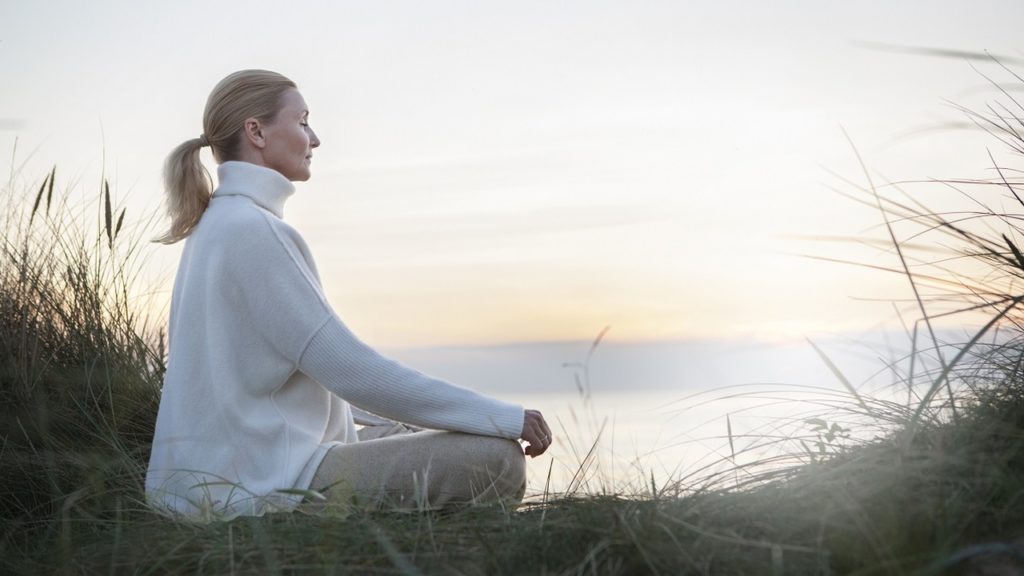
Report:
301,424,526,513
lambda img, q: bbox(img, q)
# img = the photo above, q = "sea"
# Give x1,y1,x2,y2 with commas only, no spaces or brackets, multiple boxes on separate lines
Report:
381,330,958,497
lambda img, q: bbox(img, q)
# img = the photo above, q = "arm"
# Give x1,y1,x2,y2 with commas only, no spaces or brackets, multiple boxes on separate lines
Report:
298,315,525,439
222,210,533,443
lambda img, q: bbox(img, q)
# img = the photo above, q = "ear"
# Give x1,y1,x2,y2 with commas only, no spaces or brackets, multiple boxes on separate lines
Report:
242,118,267,149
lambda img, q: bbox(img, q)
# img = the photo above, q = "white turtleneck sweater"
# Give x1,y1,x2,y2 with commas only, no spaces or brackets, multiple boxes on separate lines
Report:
145,161,525,519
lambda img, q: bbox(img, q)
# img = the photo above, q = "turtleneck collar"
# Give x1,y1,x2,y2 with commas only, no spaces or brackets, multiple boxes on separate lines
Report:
212,161,296,219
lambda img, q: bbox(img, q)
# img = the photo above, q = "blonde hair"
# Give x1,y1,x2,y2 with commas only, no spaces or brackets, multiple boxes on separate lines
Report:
154,69,297,244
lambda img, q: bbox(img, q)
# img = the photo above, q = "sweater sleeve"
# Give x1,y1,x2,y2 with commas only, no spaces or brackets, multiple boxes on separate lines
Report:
298,315,525,440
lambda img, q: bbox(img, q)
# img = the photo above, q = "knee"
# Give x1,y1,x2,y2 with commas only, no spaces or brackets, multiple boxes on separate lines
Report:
477,437,526,500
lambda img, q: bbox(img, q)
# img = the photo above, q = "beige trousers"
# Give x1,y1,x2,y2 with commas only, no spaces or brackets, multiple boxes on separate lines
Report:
301,423,526,513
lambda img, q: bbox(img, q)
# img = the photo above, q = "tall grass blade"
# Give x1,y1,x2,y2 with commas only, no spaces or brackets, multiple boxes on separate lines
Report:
842,127,958,418
906,294,1024,439
807,338,870,414
540,459,553,529
565,418,606,495
45,165,55,213
29,170,48,225
104,179,112,249
726,413,736,462
115,207,125,240
586,325,611,363
852,41,1024,66
1002,233,1024,271
987,148,1024,208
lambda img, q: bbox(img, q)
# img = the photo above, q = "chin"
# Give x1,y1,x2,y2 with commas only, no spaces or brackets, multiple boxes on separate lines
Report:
287,167,312,182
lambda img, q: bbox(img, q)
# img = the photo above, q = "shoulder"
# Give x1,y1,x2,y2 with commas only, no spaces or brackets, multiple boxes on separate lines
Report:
196,199,322,289
202,197,273,235
197,197,303,253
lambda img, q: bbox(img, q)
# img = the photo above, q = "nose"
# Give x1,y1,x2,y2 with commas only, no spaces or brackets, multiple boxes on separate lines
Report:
310,129,320,149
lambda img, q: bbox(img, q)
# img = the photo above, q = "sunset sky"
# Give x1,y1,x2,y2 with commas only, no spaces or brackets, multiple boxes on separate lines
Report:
3,0,1023,348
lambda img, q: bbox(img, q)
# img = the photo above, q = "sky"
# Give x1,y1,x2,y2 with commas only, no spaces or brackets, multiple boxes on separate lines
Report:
3,0,1024,349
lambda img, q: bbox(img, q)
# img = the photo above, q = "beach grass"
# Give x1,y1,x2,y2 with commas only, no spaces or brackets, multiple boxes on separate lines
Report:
4,60,1024,574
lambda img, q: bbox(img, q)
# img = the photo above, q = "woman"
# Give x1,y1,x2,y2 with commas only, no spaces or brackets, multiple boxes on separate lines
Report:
145,69,552,520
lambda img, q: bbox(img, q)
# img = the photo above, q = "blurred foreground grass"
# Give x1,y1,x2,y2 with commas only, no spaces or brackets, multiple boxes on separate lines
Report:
4,62,1024,574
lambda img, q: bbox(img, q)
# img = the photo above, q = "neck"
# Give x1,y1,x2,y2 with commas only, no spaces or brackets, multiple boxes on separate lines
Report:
212,161,296,219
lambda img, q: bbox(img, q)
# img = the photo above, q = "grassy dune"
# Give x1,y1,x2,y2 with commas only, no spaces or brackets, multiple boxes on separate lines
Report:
3,65,1024,574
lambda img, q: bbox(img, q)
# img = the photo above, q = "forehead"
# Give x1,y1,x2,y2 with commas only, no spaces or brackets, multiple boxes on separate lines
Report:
277,88,308,116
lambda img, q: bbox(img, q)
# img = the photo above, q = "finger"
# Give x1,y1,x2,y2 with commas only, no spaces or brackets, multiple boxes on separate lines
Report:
539,416,552,442
533,438,549,456
533,431,550,456
528,432,544,455
526,421,544,441
533,419,552,448
526,438,541,457
527,409,552,442
524,432,544,458
524,410,547,438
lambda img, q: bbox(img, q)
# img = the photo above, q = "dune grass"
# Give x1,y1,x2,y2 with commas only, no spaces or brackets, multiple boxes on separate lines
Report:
3,59,1024,575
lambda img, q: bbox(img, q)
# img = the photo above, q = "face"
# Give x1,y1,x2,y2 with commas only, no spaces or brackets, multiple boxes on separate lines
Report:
259,88,320,181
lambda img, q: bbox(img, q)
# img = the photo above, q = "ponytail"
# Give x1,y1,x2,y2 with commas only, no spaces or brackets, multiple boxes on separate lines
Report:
154,137,213,244
154,69,297,245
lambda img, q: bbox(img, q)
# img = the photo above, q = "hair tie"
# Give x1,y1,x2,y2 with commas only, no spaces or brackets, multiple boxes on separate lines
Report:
198,134,210,147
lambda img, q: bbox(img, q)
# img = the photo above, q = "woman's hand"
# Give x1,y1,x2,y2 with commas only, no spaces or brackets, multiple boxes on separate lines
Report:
521,409,553,457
